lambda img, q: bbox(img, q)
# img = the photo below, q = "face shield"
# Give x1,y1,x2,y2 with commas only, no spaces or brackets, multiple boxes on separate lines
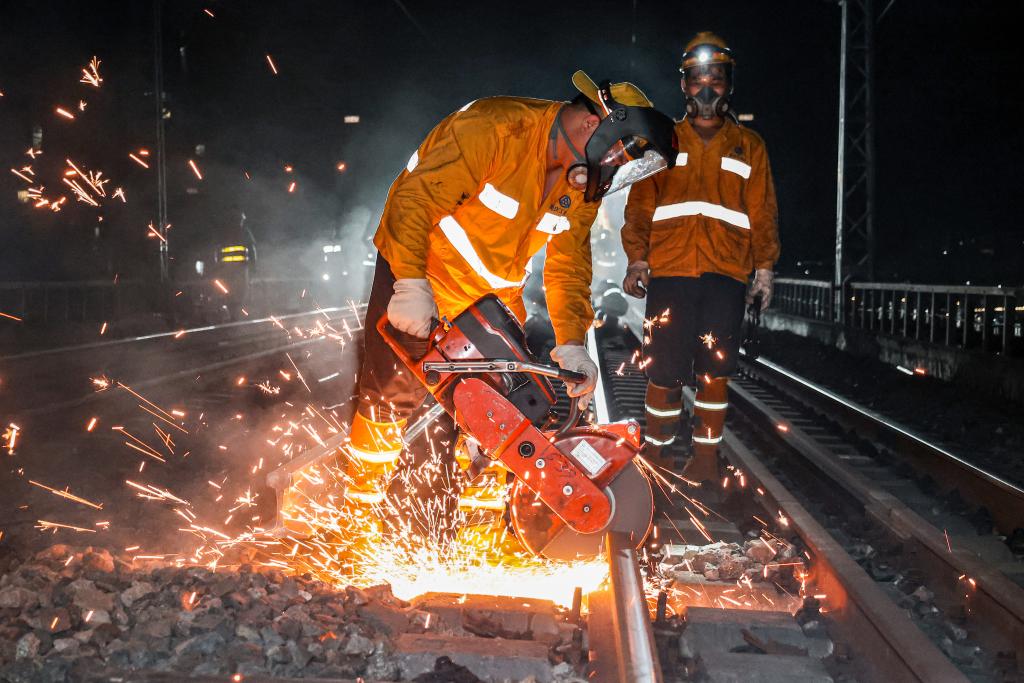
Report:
581,83,677,202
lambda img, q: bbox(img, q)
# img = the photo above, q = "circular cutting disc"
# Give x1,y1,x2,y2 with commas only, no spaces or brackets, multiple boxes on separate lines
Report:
510,460,654,561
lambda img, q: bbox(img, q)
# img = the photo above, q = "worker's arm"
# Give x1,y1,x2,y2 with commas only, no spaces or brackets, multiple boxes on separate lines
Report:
620,175,658,297
378,114,496,279
620,175,657,265
746,141,780,271
544,203,598,345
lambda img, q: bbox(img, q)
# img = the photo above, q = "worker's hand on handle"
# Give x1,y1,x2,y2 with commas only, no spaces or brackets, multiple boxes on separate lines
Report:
387,278,438,339
550,343,599,410
747,269,774,311
622,261,651,299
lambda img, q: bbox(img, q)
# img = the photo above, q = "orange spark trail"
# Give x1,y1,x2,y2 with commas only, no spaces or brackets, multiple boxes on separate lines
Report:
188,159,203,180
266,54,279,75
36,520,96,533
55,107,75,120
129,153,149,168
1,312,23,321
213,279,229,294
80,57,102,87
27,480,104,509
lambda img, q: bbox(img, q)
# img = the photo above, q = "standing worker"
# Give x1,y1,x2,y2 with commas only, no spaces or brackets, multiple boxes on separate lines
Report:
346,72,678,507
620,32,780,484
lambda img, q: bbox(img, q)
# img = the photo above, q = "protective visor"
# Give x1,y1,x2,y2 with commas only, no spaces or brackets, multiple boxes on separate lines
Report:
583,82,677,202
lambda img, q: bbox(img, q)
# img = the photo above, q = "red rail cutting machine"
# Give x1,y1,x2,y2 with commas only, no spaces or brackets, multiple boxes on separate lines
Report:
378,294,653,561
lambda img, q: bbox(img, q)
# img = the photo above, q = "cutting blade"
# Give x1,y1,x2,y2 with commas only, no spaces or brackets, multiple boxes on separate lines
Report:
510,460,653,561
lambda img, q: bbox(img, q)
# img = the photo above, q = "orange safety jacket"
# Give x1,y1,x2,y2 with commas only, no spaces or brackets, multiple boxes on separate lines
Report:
620,118,779,283
374,97,599,345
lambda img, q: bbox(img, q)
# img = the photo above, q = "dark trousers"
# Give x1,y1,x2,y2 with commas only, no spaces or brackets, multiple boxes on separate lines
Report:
644,273,746,387
355,253,430,422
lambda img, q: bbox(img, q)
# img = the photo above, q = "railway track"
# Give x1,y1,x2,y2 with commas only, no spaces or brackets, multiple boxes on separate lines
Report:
9,311,1023,682
726,355,1024,681
597,321,1024,681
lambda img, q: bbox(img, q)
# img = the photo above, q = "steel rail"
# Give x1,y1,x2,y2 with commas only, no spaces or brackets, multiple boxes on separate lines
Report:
740,351,1024,538
8,308,365,419
1,305,363,361
724,375,1024,675
708,406,969,682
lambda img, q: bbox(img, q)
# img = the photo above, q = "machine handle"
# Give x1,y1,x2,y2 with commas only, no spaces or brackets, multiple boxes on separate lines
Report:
375,313,445,385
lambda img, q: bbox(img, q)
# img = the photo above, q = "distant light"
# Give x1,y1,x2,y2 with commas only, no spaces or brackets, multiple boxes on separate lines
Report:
322,273,330,281
344,115,360,124
195,260,204,275
284,165,293,173
322,244,341,254
738,113,755,122
336,162,347,172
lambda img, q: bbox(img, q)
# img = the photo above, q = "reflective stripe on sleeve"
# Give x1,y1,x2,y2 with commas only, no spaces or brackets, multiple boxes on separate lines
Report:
646,404,683,417
346,444,402,464
478,183,520,219
438,215,527,289
534,212,571,235
721,156,752,179
652,201,750,230
693,399,729,411
406,151,419,173
458,100,477,112
675,152,688,166
692,434,724,445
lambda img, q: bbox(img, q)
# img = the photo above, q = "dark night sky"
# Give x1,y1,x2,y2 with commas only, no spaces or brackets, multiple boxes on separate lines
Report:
1,1,1022,284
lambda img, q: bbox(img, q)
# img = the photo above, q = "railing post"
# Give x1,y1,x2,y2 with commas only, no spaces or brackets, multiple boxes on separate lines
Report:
961,294,969,349
929,292,935,343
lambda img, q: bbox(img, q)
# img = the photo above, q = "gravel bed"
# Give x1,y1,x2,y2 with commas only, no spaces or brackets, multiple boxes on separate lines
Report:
0,543,584,683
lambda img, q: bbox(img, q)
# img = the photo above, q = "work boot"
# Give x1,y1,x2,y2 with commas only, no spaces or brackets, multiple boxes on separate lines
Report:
682,377,729,484
343,411,406,505
643,381,684,471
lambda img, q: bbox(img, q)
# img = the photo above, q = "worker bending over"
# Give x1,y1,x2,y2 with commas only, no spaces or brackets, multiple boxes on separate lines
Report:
348,71,677,505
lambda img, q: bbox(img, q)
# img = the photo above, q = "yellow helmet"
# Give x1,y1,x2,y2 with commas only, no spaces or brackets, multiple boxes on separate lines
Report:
679,31,735,77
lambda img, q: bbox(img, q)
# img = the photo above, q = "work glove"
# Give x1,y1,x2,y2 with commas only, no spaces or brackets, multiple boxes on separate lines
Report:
550,344,599,410
622,261,650,299
387,278,438,339
747,269,774,311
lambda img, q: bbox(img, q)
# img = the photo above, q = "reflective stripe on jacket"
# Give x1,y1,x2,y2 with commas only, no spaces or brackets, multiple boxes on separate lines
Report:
620,118,779,282
374,97,598,344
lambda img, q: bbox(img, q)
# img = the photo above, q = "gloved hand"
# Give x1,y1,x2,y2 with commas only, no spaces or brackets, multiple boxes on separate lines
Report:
622,261,650,299
747,268,774,311
387,278,438,338
550,343,599,410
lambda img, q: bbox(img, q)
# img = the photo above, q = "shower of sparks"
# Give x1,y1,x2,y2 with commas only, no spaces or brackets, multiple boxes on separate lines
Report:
700,332,717,349
80,56,103,87
266,54,279,75
188,159,203,180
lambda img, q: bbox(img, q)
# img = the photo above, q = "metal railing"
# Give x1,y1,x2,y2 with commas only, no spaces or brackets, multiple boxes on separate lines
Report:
772,278,1023,357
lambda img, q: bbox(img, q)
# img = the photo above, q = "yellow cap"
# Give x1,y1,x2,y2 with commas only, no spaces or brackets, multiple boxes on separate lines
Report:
572,70,653,110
